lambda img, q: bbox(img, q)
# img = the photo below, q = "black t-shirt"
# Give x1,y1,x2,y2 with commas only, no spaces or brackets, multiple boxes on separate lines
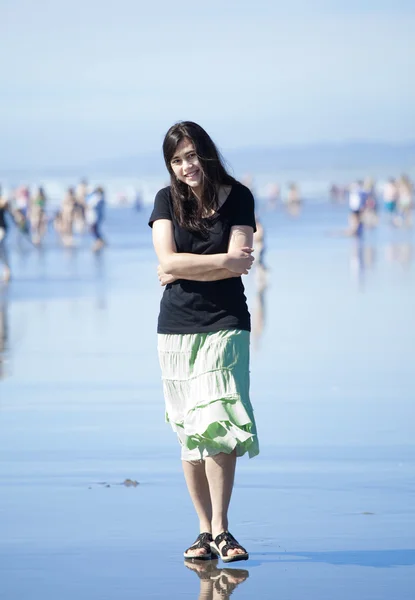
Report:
148,183,256,334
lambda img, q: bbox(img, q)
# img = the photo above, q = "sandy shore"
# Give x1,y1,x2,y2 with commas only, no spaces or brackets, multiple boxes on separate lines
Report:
0,206,414,599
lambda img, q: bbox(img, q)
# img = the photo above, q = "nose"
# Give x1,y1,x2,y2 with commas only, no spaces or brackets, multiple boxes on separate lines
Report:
183,158,194,172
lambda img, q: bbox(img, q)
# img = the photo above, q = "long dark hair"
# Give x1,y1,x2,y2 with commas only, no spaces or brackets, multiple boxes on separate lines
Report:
162,121,236,233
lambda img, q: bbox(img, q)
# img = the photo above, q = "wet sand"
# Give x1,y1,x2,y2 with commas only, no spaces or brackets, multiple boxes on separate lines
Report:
0,206,414,599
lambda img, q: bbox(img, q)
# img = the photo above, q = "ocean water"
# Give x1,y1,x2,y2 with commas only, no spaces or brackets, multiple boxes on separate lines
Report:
0,203,414,599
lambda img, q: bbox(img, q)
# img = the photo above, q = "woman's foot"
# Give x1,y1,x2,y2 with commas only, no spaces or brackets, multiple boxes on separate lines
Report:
211,531,249,562
184,532,214,561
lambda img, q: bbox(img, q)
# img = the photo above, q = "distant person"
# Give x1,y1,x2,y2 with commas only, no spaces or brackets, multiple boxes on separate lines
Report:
30,185,48,245
117,192,128,206
0,190,11,282
287,182,300,203
74,178,88,232
14,185,30,218
134,189,143,211
397,174,413,228
339,185,348,204
149,121,258,563
60,187,76,246
329,183,340,203
76,178,88,205
348,180,365,237
86,186,106,251
267,183,280,209
362,177,378,228
286,182,301,216
13,185,30,238
53,209,63,238
383,178,398,223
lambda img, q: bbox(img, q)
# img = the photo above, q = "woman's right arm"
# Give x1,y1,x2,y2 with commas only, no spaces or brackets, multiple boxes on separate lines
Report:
152,219,253,277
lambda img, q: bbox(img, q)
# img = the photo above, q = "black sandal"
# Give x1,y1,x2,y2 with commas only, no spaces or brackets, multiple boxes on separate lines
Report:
210,531,249,563
184,532,214,561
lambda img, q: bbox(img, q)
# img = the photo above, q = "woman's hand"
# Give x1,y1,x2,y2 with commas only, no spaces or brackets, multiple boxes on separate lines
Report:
157,265,177,286
224,247,254,274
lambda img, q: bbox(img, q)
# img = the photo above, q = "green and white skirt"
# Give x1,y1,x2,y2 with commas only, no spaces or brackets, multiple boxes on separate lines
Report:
157,329,259,461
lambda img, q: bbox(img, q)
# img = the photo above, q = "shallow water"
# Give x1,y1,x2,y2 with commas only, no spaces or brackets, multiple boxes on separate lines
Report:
0,205,414,599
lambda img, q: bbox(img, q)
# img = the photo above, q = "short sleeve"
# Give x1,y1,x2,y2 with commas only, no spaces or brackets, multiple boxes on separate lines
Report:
229,184,257,232
148,187,173,228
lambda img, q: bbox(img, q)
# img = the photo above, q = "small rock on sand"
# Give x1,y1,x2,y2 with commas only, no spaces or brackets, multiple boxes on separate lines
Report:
123,479,139,487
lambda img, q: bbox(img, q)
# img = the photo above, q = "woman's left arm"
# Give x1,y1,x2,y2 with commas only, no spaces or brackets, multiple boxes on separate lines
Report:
158,225,255,285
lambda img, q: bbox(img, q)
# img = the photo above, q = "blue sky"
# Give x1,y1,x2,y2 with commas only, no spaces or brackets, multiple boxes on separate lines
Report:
1,0,414,168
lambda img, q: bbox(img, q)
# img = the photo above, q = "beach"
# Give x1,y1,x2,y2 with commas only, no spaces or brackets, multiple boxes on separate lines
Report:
0,203,414,599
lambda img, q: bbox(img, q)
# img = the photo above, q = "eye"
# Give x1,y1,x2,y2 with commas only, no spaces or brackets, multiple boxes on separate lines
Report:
188,152,196,159
171,159,180,165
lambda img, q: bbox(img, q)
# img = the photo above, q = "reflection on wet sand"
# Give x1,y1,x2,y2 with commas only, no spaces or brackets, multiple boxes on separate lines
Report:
252,214,269,350
350,240,413,290
349,239,376,290
0,287,8,380
385,242,413,268
0,203,414,599
184,560,249,600
252,264,269,350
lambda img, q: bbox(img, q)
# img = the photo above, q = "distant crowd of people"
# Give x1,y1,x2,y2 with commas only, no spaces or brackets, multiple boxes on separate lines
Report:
243,177,302,216
1,172,413,283
0,180,106,281
330,174,414,236
262,173,414,232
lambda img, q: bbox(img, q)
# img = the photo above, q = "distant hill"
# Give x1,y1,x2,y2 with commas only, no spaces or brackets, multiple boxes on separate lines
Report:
225,142,415,173
82,142,415,176
1,142,414,179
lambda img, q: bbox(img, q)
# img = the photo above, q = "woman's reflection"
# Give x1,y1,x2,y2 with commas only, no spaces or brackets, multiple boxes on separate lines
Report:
185,560,249,600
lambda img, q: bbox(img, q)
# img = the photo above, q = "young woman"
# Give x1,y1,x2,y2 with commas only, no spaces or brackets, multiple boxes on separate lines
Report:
149,121,259,563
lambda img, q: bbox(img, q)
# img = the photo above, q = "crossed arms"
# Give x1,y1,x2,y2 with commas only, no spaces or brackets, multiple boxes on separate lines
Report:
152,219,254,285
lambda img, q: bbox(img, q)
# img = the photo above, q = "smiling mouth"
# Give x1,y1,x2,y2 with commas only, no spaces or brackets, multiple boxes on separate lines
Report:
185,170,199,178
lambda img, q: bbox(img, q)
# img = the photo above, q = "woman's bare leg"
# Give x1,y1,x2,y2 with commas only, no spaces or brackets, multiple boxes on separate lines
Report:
205,450,245,557
182,459,213,557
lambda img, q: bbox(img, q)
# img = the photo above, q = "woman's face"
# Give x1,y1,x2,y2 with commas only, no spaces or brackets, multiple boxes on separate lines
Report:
170,138,203,192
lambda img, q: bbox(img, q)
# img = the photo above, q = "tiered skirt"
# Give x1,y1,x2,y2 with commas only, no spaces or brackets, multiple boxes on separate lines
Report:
157,329,259,461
